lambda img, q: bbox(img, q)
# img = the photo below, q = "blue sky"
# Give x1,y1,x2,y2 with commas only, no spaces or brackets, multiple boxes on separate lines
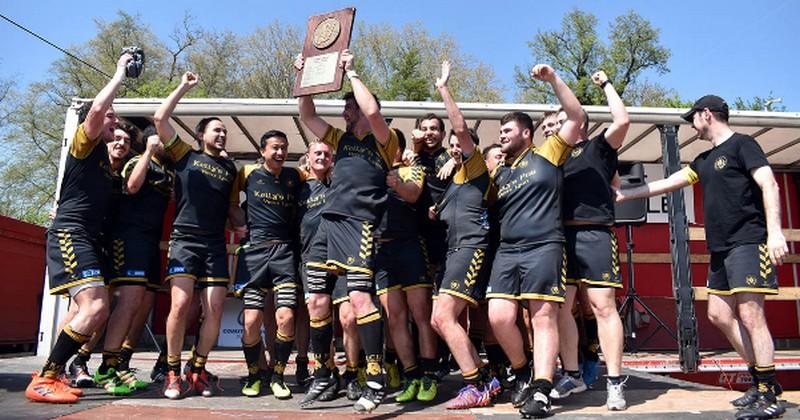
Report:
1,0,798,110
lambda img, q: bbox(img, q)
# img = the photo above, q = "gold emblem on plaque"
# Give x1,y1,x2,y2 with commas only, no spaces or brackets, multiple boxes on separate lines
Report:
313,17,341,49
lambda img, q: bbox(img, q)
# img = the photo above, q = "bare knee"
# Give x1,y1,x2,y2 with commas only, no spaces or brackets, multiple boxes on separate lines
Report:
489,308,517,331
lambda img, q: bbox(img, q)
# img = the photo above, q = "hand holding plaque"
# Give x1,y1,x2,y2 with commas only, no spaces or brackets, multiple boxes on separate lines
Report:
293,7,356,97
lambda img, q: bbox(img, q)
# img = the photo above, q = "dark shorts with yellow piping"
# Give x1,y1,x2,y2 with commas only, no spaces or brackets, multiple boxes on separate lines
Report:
437,247,489,307
165,230,229,288
486,242,566,303
375,237,430,295
107,237,162,291
305,214,377,295
233,241,298,309
564,226,621,288
45,228,105,295
707,243,778,295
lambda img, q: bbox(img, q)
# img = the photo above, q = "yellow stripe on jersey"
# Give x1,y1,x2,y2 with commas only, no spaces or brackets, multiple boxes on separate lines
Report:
453,149,488,185
165,134,192,162
69,123,102,160
230,164,258,204
535,133,572,166
398,165,425,187
681,166,700,185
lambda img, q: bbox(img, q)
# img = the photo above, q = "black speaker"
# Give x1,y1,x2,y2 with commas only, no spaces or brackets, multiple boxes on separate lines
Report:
615,162,647,225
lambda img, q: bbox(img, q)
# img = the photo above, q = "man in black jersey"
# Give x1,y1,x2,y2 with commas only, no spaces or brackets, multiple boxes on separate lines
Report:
428,60,498,409
486,64,584,418
229,130,302,399
550,71,629,411
296,49,399,412
617,95,788,420
154,71,238,400
27,52,134,404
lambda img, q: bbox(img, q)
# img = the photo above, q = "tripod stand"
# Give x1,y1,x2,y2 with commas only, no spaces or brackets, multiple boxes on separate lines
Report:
617,224,676,352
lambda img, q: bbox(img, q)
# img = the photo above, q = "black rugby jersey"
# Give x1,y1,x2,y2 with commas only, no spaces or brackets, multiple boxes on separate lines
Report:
321,126,399,222
166,136,237,236
438,150,490,249
53,124,114,236
231,164,302,243
297,175,329,254
684,133,769,253
376,164,425,240
418,147,452,206
113,155,174,241
491,134,572,246
563,130,618,224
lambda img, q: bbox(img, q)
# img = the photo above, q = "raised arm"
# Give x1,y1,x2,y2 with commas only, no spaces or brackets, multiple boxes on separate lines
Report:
341,50,391,145
153,71,199,143
125,135,162,194
436,60,474,156
616,168,692,202
752,165,788,265
83,53,133,139
295,54,332,139
592,71,629,149
531,64,582,145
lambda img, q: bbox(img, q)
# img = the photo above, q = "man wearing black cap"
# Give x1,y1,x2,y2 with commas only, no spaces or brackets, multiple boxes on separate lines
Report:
617,95,788,419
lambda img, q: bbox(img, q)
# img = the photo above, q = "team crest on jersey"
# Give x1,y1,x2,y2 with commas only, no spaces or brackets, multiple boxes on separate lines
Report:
517,159,529,168
714,156,728,171
450,281,459,290
571,148,583,158
551,286,560,294
257,179,265,184
286,179,295,188
746,275,757,286
602,272,611,281
347,256,355,265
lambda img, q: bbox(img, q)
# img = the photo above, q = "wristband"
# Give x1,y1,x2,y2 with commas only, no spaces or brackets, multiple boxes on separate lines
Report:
346,70,359,80
600,80,612,89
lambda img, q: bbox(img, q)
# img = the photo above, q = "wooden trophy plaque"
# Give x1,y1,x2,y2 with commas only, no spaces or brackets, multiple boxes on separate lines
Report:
293,7,356,97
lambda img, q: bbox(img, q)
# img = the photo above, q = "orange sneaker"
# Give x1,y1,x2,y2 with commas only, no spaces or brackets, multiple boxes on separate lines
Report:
32,372,83,397
26,375,80,403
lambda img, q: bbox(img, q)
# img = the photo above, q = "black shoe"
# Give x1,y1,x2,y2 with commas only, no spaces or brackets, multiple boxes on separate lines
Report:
150,360,168,383
318,371,341,401
512,378,533,408
519,390,552,419
732,383,784,408
295,361,311,387
735,393,785,419
346,376,364,401
353,384,384,413
300,375,337,408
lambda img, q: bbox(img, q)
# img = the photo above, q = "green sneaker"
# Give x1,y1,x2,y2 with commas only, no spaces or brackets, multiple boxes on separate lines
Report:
241,375,262,397
395,378,421,403
384,362,401,389
270,377,292,399
117,369,149,390
103,373,132,396
93,367,117,385
417,376,437,402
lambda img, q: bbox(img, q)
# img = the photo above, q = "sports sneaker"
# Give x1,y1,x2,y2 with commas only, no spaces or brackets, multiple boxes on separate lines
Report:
69,360,95,388
484,376,503,400
384,362,401,388
102,372,132,396
150,360,168,383
117,369,149,390
417,376,437,401
346,376,364,401
162,371,186,400
270,377,292,399
395,378,420,403
735,393,785,419
300,374,338,407
354,383,385,413
53,373,83,397
191,368,222,397
92,367,117,386
241,374,261,397
26,375,79,404
511,377,533,408
445,384,490,409
732,383,784,408
606,377,627,411
550,374,587,399
318,370,342,402
519,390,552,419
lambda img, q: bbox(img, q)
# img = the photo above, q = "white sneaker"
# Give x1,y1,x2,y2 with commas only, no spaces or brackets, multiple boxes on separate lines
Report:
606,377,627,411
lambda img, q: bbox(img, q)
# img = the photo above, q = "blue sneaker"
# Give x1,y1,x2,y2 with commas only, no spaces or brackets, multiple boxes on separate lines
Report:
484,376,502,400
582,360,599,387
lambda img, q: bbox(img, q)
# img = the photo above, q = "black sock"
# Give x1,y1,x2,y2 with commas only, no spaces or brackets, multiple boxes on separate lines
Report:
384,348,398,365
420,357,437,379
566,370,581,379
74,347,92,368
403,364,422,380
532,378,553,396
191,353,207,373
310,313,334,378
118,344,134,372
356,309,384,386
608,375,622,385
513,363,532,385
41,325,91,378
242,340,262,378
748,365,759,388
167,355,181,375
463,368,481,386
754,365,778,395
99,349,121,374
274,331,294,380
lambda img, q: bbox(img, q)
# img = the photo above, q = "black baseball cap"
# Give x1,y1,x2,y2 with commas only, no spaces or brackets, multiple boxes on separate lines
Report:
681,95,729,123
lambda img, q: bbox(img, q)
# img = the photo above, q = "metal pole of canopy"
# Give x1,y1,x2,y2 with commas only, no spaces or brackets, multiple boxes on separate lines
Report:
658,124,699,373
